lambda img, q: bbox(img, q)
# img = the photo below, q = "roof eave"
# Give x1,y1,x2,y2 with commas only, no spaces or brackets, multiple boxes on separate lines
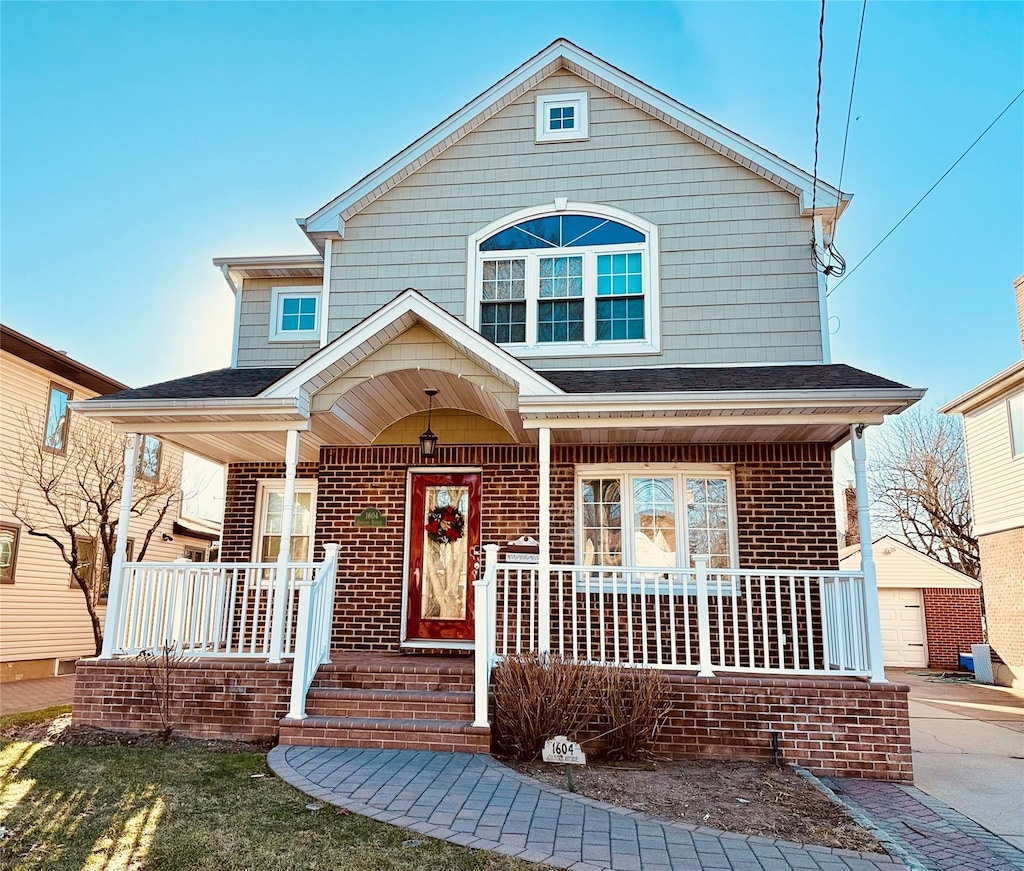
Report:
940,359,1024,414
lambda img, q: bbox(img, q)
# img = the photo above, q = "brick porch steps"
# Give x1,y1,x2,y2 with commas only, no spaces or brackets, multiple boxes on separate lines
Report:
277,654,489,753
305,687,475,721
279,715,490,752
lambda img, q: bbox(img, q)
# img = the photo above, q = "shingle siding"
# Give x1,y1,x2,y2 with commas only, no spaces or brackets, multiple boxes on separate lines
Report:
312,70,823,371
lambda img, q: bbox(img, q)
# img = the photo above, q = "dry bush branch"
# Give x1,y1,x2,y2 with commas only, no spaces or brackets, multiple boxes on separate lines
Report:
598,667,673,761
492,652,602,761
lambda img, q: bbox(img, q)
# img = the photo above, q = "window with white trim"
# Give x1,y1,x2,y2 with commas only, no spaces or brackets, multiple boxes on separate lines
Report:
577,466,738,594
1009,391,1024,458
536,92,589,142
270,287,321,342
472,209,659,357
137,436,161,479
254,481,317,563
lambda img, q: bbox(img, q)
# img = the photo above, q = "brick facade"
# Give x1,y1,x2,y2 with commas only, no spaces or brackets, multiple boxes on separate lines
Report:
978,527,1024,687
220,442,838,653
74,657,291,741
921,588,984,669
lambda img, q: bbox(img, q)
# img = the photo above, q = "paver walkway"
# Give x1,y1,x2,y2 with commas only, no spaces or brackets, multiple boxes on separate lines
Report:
0,675,76,716
269,745,907,871
821,776,1024,871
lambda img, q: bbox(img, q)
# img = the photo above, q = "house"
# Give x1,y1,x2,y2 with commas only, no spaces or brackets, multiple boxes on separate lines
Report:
941,276,1024,689
839,535,982,670
70,40,925,780
0,324,217,682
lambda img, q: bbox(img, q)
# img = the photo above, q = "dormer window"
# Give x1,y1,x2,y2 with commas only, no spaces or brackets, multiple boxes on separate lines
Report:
270,287,321,342
469,205,660,358
536,92,588,142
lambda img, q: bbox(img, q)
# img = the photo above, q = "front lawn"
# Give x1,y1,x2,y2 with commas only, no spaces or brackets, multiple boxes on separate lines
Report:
0,721,539,871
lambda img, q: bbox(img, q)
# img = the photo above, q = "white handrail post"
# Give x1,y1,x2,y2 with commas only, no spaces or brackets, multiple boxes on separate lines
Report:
537,427,551,653
287,582,312,720
319,543,340,665
101,432,140,659
695,557,715,677
473,544,499,728
852,425,886,682
269,429,300,664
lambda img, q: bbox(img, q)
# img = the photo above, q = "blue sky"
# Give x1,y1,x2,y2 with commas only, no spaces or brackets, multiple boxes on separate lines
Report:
3,0,1022,415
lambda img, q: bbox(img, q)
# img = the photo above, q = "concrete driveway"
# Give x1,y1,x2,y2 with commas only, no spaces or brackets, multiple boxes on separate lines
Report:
890,669,1024,853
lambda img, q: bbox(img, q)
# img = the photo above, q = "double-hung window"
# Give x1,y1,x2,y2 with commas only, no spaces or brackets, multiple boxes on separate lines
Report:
577,466,738,594
473,210,659,357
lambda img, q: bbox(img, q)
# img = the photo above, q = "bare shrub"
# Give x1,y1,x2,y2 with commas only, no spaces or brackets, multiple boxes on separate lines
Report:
131,644,183,741
492,652,602,761
599,667,673,761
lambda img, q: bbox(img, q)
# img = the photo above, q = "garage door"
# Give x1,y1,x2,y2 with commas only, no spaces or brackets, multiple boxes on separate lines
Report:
878,588,927,667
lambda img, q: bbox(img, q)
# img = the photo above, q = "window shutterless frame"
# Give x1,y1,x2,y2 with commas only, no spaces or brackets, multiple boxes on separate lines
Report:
269,287,321,342
0,523,20,584
137,436,162,479
467,203,661,358
43,382,73,454
574,464,740,595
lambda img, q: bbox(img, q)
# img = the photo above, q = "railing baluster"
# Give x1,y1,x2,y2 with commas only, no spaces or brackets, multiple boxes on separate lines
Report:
621,569,629,665
730,571,740,668
804,575,814,670
667,570,677,666
788,574,800,671
715,572,725,668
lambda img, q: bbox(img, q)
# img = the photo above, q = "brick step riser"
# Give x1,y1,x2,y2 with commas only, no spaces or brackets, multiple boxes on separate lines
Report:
279,724,490,753
305,699,475,721
311,676,475,692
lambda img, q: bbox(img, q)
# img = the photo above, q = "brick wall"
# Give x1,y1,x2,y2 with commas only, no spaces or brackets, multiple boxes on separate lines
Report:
922,588,984,668
978,527,1024,687
74,658,291,741
221,442,838,653
495,671,913,780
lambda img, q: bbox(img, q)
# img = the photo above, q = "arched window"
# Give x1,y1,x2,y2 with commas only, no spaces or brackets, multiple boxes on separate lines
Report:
467,204,660,357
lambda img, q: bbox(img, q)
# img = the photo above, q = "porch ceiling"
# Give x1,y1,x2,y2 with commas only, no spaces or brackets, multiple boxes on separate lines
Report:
312,368,525,444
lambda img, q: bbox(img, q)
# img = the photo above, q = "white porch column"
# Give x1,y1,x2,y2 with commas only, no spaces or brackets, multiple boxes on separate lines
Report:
537,426,551,653
851,424,886,683
269,428,301,664
100,432,140,659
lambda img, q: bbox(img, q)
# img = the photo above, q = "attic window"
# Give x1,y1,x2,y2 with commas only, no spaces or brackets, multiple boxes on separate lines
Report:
270,287,321,342
536,92,588,143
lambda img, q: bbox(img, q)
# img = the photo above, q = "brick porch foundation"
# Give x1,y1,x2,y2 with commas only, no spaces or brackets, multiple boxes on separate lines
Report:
73,657,912,781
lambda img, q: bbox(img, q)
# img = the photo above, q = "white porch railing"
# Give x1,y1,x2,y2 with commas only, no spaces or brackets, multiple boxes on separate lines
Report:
110,551,337,662
481,554,872,674
287,544,340,720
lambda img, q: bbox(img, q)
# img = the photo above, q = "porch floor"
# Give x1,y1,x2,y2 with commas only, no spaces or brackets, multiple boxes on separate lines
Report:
270,745,1013,871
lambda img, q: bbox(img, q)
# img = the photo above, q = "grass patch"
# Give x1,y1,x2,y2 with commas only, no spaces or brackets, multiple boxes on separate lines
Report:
0,738,541,870
0,706,72,731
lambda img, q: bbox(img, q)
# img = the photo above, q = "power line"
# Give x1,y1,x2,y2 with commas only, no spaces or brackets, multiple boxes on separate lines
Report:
828,87,1024,296
831,0,867,243
810,0,826,235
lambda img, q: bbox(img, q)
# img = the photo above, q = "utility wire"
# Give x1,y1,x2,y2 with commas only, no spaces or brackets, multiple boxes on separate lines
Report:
830,0,867,245
828,87,1024,296
810,0,826,238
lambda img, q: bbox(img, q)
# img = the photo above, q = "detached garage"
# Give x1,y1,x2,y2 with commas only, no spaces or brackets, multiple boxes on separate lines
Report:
839,536,983,669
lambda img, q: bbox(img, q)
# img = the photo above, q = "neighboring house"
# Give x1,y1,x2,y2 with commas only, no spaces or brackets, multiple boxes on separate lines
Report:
839,535,982,670
0,324,216,682
72,41,925,780
941,276,1024,688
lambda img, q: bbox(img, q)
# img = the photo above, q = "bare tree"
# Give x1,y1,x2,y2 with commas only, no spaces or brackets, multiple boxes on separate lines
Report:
2,407,179,654
870,406,978,577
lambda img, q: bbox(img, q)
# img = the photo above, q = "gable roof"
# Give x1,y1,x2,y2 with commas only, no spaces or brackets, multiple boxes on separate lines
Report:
839,535,980,589
301,39,849,240
260,288,562,400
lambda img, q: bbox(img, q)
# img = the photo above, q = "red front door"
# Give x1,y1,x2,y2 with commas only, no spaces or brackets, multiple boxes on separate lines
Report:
405,472,481,642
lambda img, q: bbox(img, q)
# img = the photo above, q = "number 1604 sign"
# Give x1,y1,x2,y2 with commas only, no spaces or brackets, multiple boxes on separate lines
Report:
542,736,586,766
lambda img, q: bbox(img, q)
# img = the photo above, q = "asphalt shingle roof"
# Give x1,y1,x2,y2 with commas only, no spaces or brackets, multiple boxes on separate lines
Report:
543,364,910,393
94,367,291,401
89,363,909,403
